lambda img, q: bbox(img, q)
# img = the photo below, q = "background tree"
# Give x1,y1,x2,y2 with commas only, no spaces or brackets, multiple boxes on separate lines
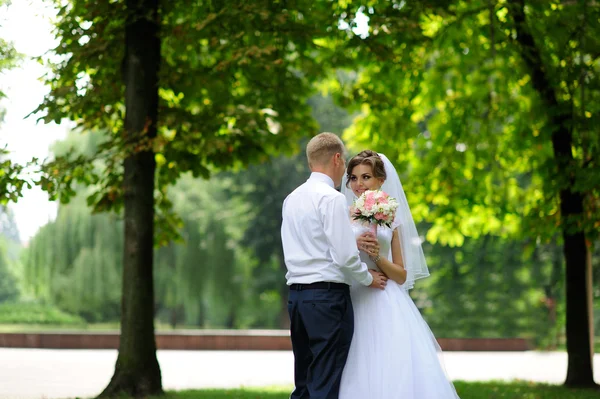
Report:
97,0,163,395
224,94,354,328
21,153,275,329
0,237,19,303
22,94,354,330
33,1,347,395
23,104,576,348
332,0,599,387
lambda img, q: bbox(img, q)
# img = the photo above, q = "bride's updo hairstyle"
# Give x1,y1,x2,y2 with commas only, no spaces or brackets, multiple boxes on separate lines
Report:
345,150,387,188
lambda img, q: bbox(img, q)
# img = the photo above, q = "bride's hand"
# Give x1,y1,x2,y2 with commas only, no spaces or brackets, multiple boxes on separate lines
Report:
357,233,379,258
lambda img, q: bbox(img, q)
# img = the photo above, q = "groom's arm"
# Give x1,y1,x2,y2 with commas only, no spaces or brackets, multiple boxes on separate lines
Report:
323,195,373,286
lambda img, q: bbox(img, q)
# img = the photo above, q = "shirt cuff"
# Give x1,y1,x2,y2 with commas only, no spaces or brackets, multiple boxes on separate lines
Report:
360,267,373,286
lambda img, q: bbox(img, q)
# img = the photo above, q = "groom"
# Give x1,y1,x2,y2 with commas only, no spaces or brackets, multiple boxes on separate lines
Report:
281,132,387,399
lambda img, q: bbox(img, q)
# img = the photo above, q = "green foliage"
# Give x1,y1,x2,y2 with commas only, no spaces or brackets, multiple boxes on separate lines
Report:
21,193,123,321
0,149,37,206
0,302,84,324
20,131,124,318
153,172,263,328
33,0,351,245
0,238,19,303
0,208,21,303
452,381,600,399
21,130,279,327
21,93,360,328
21,170,284,327
223,151,306,326
8,0,596,346
419,234,565,345
0,206,20,243
222,94,354,327
331,0,600,245
326,2,600,377
21,97,584,341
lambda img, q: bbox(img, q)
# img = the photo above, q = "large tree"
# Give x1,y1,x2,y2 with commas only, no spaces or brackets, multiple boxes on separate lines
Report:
508,1,598,386
333,0,599,388
97,0,163,395
34,0,344,396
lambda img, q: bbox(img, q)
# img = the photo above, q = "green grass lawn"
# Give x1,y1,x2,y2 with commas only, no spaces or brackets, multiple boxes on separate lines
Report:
453,381,600,398
95,381,600,399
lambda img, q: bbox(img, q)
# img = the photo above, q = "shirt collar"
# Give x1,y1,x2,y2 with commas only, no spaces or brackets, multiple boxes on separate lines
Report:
309,172,335,188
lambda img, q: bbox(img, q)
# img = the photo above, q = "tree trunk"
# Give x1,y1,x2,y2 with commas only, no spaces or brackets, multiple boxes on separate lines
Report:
170,307,178,329
99,0,162,396
510,0,597,388
586,248,594,350
561,196,595,387
226,308,236,329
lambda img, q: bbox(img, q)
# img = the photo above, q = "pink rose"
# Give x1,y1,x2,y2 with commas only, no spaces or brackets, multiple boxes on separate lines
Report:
375,212,386,221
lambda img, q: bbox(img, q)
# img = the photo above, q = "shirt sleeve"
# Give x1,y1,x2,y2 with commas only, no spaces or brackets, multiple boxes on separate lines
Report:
323,194,373,286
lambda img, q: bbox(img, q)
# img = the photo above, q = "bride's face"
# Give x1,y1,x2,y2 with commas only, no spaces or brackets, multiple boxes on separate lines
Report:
349,164,384,197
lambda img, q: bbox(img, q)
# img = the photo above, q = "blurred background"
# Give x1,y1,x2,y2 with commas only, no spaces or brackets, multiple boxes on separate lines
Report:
1,0,599,355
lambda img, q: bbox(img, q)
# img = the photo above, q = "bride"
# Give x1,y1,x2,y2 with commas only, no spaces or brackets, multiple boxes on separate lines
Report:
340,150,460,399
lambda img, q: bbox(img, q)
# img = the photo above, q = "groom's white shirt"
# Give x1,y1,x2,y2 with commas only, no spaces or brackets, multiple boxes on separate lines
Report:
281,172,373,287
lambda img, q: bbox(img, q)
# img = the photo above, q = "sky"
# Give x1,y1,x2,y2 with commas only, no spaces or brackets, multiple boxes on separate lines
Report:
0,0,69,243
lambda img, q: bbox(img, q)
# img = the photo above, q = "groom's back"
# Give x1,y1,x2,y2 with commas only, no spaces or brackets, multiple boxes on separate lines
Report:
281,174,347,285
283,178,334,241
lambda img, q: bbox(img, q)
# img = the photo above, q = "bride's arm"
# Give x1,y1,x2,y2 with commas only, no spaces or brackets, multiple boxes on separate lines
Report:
372,229,407,285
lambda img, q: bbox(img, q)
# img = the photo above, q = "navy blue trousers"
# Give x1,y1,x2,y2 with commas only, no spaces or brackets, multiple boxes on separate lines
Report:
287,285,354,399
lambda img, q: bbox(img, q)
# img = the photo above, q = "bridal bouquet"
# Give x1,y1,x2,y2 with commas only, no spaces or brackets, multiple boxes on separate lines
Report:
352,190,399,231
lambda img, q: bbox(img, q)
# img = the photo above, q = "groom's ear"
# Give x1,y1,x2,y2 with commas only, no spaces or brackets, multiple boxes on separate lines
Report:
334,152,344,165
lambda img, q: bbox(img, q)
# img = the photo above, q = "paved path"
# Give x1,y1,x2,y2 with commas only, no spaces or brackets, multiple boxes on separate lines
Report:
1,348,599,399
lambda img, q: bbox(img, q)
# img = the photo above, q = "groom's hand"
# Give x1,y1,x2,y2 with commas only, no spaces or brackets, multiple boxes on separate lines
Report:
368,270,387,290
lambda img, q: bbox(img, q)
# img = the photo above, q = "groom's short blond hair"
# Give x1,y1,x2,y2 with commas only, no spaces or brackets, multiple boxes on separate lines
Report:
306,132,345,168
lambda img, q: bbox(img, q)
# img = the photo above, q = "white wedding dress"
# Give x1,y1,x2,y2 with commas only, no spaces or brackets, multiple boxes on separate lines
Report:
339,221,460,399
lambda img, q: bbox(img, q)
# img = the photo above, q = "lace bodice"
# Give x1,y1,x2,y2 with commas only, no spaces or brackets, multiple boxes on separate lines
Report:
351,220,393,273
